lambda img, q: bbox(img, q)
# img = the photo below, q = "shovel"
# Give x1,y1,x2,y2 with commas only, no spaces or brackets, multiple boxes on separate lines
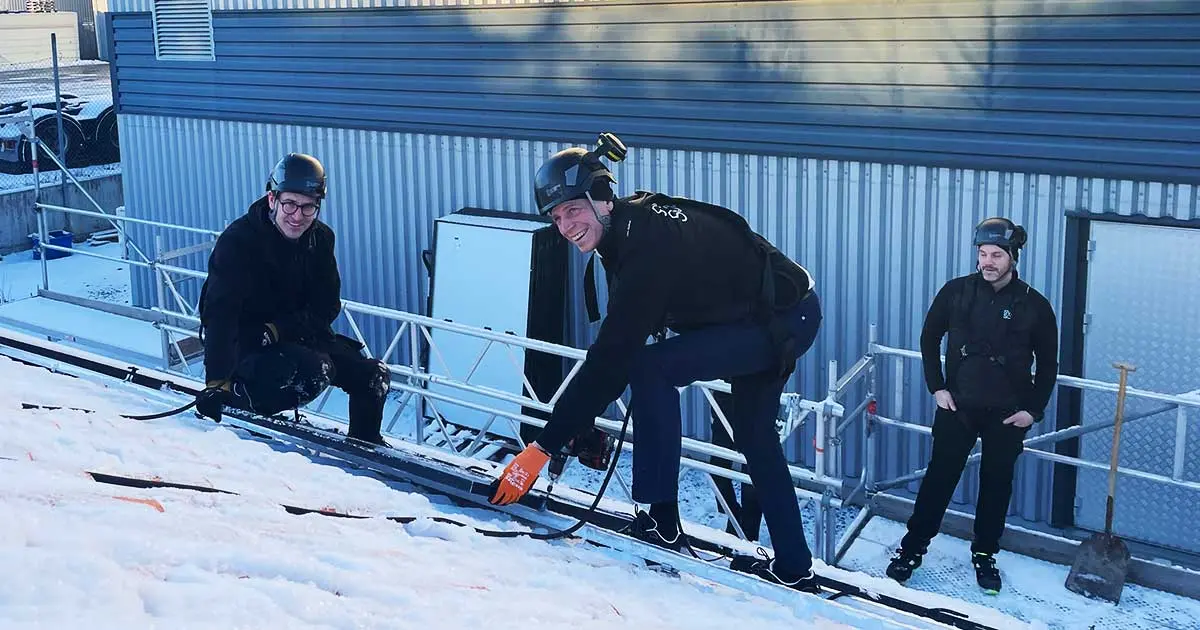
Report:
1065,361,1136,603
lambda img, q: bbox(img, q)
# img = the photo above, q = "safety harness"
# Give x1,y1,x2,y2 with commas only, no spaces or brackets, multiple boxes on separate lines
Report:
583,193,813,379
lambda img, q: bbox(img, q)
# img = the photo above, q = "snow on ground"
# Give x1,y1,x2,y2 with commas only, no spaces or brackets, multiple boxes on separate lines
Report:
0,60,118,192
3,238,1200,629
838,517,1200,630
0,60,113,102
563,456,1200,630
1,354,902,630
0,241,130,306
0,163,123,194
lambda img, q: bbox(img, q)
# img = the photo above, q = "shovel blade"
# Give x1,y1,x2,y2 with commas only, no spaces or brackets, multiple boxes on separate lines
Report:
1065,532,1131,603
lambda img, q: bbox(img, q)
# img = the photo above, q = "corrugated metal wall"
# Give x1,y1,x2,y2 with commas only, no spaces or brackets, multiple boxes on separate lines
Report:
107,1,1200,184
111,0,592,13
119,113,1200,523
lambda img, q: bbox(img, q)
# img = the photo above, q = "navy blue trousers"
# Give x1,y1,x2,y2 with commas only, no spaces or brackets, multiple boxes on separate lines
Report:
628,294,822,573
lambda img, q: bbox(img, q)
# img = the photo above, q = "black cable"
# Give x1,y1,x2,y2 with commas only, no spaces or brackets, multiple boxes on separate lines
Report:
121,400,197,421
87,402,635,543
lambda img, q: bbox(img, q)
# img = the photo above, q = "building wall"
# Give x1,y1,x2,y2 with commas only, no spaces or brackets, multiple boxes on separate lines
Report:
57,0,99,59
109,0,1200,183
0,11,80,63
111,0,593,11
106,0,1200,527
117,112,1200,523
0,173,123,254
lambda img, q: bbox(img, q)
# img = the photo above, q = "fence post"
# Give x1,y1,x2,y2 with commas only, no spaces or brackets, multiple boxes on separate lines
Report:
813,364,828,559
822,359,840,563
28,104,50,292
865,324,878,494
411,322,424,445
155,234,172,371
51,34,69,207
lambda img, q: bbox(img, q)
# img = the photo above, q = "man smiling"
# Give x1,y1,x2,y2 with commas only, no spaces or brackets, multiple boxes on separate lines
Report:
489,139,824,593
886,217,1059,594
195,153,389,445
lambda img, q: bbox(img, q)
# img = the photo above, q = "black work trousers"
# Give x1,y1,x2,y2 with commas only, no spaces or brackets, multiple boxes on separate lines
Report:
901,406,1029,555
228,338,388,442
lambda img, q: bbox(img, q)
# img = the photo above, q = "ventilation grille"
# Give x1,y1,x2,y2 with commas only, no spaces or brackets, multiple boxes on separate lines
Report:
152,0,214,61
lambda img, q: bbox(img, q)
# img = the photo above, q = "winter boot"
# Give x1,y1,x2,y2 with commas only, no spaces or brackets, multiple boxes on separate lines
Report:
885,547,924,583
730,549,821,594
972,552,1002,594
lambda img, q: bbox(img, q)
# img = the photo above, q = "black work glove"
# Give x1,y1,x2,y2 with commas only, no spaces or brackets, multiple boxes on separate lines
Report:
196,381,231,422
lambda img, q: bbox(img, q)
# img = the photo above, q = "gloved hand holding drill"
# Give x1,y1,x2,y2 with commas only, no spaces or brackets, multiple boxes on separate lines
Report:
488,427,616,505
489,443,551,506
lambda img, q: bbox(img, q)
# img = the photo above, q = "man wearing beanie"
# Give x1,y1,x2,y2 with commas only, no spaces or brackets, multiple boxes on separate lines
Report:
886,217,1059,594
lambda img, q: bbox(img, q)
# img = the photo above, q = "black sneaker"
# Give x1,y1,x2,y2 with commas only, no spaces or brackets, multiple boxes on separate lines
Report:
730,549,821,594
347,433,389,448
885,547,924,583
619,509,684,553
972,552,1001,594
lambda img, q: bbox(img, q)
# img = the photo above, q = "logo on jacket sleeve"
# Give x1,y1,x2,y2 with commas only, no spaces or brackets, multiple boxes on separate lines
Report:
649,202,688,222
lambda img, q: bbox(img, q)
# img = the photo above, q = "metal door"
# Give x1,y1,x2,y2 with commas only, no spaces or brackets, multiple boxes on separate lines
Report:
1077,221,1200,553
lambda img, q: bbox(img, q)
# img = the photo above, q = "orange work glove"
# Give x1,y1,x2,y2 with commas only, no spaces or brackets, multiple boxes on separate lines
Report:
489,444,551,506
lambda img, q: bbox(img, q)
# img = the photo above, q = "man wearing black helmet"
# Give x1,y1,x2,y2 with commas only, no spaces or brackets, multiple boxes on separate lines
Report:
489,136,824,593
194,153,389,445
886,217,1058,594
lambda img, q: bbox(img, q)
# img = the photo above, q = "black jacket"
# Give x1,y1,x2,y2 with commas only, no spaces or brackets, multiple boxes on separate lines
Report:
536,192,812,453
199,196,342,381
921,272,1058,420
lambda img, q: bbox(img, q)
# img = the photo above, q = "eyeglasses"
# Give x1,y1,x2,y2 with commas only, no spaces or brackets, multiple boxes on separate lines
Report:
278,199,320,217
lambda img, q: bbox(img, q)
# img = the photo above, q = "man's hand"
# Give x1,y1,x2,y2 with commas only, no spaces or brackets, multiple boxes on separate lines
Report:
196,380,231,422
934,389,957,411
489,444,551,506
1003,410,1035,428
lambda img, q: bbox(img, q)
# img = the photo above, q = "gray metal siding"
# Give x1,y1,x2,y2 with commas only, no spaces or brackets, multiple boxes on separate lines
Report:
108,0,1200,185
111,0,594,12
119,113,1200,524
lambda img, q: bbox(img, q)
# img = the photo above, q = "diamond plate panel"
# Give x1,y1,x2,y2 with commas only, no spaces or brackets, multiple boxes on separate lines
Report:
1078,222,1200,553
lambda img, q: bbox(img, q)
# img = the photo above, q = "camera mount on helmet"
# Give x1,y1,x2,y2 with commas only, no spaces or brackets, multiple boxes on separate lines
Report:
594,132,628,164
533,132,627,216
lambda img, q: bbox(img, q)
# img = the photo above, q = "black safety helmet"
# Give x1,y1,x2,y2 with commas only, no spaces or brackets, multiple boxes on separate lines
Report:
267,153,327,201
974,217,1027,262
533,133,627,215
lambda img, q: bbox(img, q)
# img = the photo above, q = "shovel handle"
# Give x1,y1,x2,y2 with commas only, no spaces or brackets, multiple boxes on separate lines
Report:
1104,362,1136,534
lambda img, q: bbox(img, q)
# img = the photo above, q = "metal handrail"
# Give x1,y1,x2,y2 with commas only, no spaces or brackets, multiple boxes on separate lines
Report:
31,179,1198,567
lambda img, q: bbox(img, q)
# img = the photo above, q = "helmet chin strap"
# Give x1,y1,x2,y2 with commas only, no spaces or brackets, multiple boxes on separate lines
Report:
585,191,611,233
